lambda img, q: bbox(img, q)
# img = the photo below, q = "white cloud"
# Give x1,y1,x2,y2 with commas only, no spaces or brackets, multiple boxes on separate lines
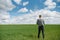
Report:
44,0,56,9
0,4,6,10
0,9,60,24
0,0,21,11
0,0,15,11
14,0,21,4
0,11,10,24
18,7,28,12
9,9,60,24
23,1,29,6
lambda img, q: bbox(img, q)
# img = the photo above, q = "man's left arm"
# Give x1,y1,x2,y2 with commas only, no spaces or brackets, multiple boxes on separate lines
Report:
43,19,45,26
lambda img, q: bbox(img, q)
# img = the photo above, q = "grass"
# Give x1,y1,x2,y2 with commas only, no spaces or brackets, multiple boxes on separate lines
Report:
0,24,60,40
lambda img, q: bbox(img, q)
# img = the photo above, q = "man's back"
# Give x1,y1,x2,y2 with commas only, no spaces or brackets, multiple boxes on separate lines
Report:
37,18,44,26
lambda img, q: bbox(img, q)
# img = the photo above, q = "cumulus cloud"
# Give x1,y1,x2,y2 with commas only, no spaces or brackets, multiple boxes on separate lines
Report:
18,7,28,12
23,1,29,6
0,4,6,10
0,0,15,11
0,9,60,24
9,9,60,24
0,0,24,11
14,0,21,4
44,0,56,9
0,11,10,24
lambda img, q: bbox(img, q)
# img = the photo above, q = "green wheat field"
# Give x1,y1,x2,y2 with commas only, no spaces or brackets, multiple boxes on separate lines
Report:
0,24,60,40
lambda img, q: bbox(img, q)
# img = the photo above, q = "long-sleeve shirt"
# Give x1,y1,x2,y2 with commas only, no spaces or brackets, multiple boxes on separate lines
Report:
37,18,45,26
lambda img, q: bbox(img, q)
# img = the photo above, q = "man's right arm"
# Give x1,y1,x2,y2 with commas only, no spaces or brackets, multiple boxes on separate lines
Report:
36,19,39,25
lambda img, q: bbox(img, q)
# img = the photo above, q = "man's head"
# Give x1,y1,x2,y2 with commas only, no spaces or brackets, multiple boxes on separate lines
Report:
39,15,42,18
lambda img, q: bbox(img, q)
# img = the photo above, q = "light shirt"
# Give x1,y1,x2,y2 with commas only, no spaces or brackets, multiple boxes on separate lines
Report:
37,18,45,26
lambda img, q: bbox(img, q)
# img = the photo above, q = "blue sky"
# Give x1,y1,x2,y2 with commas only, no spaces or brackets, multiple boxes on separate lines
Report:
0,0,60,24
8,0,60,16
53,0,60,12
9,0,46,16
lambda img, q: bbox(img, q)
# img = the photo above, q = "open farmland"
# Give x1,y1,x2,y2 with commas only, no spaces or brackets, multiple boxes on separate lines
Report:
0,24,60,40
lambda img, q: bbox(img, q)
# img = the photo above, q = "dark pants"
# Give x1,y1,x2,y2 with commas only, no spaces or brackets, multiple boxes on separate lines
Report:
38,25,44,39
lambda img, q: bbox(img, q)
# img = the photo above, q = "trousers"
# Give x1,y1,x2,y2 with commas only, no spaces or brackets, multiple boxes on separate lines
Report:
38,25,44,39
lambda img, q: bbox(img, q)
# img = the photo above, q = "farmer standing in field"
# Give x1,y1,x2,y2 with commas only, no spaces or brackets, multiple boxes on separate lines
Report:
37,15,45,39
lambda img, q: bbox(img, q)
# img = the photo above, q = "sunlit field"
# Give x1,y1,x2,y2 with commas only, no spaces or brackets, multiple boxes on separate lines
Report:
0,24,60,40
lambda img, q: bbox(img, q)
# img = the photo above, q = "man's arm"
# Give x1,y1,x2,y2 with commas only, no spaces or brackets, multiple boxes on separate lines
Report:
36,19,39,25
43,19,45,26
43,20,45,24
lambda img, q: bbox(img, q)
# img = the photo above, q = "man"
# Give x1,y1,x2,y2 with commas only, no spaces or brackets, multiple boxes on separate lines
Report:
37,15,45,39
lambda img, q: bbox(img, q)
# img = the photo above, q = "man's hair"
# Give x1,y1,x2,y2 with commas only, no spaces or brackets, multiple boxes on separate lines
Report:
39,15,42,17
